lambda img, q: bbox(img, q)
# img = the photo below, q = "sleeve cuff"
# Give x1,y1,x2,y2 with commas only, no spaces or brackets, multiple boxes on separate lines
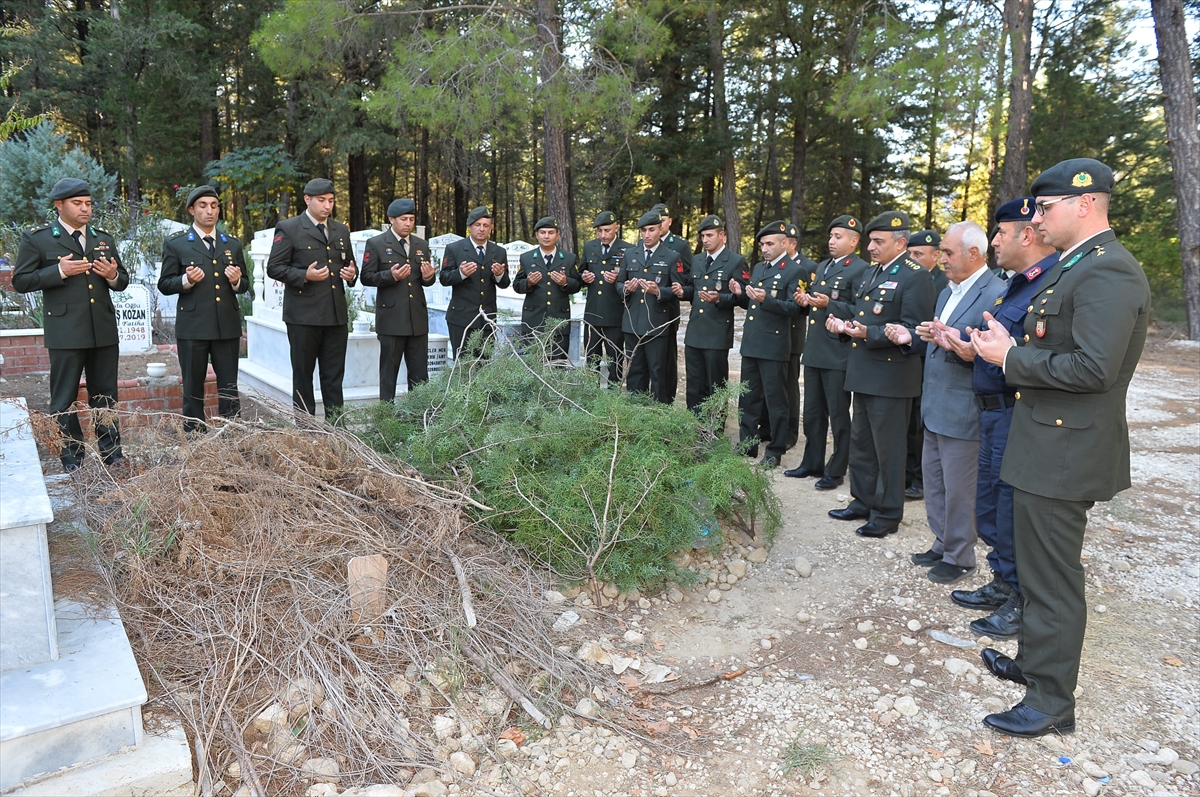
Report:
182,273,192,289
1001,342,1015,374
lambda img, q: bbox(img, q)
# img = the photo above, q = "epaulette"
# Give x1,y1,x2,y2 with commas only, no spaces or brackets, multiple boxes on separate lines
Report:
910,263,921,270
170,230,186,238
30,224,49,232
93,226,108,235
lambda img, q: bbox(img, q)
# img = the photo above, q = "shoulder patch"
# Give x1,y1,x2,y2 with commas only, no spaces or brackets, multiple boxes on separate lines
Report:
31,224,49,232
910,263,921,270
994,297,1004,306
94,227,108,235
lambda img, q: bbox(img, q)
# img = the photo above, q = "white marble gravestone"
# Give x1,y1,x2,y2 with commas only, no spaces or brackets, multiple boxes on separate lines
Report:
112,283,154,354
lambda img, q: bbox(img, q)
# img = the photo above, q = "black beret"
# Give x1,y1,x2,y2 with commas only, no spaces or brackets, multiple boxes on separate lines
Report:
994,197,1036,224
387,198,416,217
466,206,491,226
698,214,724,232
534,216,559,232
865,211,912,234
637,211,663,229
1030,158,1114,196
49,178,90,202
827,215,861,234
593,210,617,227
907,230,941,248
303,178,335,196
186,185,219,209
757,220,789,240
785,223,800,240
650,203,671,218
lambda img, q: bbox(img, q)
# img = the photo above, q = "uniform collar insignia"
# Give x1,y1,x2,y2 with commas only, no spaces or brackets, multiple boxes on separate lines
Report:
1024,265,1042,280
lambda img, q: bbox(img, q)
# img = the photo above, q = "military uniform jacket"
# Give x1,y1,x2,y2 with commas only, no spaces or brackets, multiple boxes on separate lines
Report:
842,254,936,398
360,231,434,337
1000,230,1150,503
515,248,580,327
662,233,693,322
158,228,250,341
616,245,685,338
734,257,804,362
265,214,357,327
788,254,815,357
580,238,628,328
929,265,949,294
682,248,742,350
804,253,870,370
12,222,130,350
438,238,512,326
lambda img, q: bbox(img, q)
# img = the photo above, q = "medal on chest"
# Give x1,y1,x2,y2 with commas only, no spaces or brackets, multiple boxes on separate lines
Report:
873,301,884,315
1036,318,1046,338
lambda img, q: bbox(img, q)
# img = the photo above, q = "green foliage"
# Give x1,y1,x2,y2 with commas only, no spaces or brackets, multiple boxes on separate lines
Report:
781,734,840,780
0,55,49,142
205,146,303,231
351,337,779,590
0,123,116,224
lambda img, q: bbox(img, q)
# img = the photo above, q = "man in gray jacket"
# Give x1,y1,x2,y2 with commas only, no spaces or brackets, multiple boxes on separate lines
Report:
887,221,1005,583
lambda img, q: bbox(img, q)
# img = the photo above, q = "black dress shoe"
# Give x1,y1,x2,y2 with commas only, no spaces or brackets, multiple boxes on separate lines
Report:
64,461,83,473
927,561,977,584
983,703,1074,738
784,466,821,479
904,485,924,500
758,456,779,470
828,506,869,521
981,647,1027,685
855,522,897,538
951,572,1013,610
910,549,943,566
970,593,1022,639
814,475,843,490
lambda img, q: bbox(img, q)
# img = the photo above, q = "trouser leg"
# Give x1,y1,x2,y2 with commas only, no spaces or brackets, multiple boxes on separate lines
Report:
210,337,241,419
825,369,852,477
83,343,121,462
316,324,348,417
48,347,88,467
287,323,321,415
378,334,402,402
404,334,429,390
906,394,924,489
800,366,830,471
624,333,649,395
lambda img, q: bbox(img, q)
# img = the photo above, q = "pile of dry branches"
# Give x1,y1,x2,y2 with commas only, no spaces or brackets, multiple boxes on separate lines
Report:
75,413,622,795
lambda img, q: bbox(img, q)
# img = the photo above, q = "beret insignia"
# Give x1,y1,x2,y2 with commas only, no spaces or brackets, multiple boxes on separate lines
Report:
1021,199,1031,215
1072,171,1093,188
891,217,902,227
848,219,856,227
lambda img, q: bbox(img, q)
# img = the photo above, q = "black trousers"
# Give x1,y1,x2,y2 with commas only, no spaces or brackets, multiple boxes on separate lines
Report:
447,316,494,359
1013,489,1093,717
738,356,788,461
624,332,673,404
684,345,728,412
664,320,680,398
287,323,348,418
906,394,924,489
378,333,428,402
177,337,240,432
585,323,623,385
785,353,802,448
799,366,852,478
848,393,911,527
48,344,121,467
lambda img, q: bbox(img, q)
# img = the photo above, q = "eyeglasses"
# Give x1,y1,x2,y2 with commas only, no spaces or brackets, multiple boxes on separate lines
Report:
1034,196,1077,215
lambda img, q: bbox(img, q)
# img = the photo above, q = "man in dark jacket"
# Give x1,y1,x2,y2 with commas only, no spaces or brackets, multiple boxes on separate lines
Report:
618,211,685,403
158,185,250,432
438,206,511,357
265,178,358,419
682,214,742,413
514,216,580,360
360,198,435,401
580,211,628,384
13,178,130,471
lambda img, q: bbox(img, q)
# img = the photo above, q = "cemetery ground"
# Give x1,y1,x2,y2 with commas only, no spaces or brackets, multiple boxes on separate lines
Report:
5,332,1198,797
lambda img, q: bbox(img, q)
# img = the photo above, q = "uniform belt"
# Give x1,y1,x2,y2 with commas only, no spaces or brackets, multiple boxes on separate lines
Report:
976,393,1017,411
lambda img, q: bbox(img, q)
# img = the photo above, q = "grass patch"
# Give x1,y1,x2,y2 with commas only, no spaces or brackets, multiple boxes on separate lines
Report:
781,735,839,780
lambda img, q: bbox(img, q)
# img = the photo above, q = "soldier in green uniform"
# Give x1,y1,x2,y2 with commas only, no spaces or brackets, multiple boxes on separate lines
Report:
650,203,692,400
359,198,436,401
439,206,511,357
618,211,685,403
515,216,581,360
972,159,1150,738
13,178,130,471
784,215,870,489
826,211,935,537
580,211,629,384
780,223,814,449
266,178,358,419
681,214,742,413
158,185,250,433
903,229,944,499
731,222,805,468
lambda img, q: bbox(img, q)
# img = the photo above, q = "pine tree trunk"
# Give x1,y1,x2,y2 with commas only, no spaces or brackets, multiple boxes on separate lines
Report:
997,0,1034,206
1151,0,1200,339
707,2,741,253
537,0,573,253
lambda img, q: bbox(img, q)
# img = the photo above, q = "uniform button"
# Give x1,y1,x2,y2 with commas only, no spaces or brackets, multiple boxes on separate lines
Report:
216,297,221,302
90,298,95,303
748,315,754,321
215,284,221,290
821,281,826,286
409,294,414,298
859,311,865,316
1055,419,1063,426
480,291,485,295
1024,334,1030,342
751,304,757,309
88,284,93,289
1027,305,1034,312
809,319,815,324
851,342,857,348
85,269,91,275
1015,392,1021,400
597,290,603,295
640,299,645,304
214,272,219,277
699,309,704,314
546,301,551,305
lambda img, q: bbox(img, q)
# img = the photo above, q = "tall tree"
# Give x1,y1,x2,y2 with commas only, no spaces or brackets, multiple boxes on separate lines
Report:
707,2,741,252
996,0,1035,205
1151,0,1200,339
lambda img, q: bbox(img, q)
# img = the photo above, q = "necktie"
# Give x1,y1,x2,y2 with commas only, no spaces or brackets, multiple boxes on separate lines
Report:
602,244,609,259
316,223,327,241
706,254,714,269
545,253,554,270
71,230,83,252
477,245,485,262
398,237,407,258
203,235,215,257
645,248,652,262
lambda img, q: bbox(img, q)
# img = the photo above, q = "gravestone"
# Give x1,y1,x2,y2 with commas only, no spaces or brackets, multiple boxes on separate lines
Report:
113,283,154,354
